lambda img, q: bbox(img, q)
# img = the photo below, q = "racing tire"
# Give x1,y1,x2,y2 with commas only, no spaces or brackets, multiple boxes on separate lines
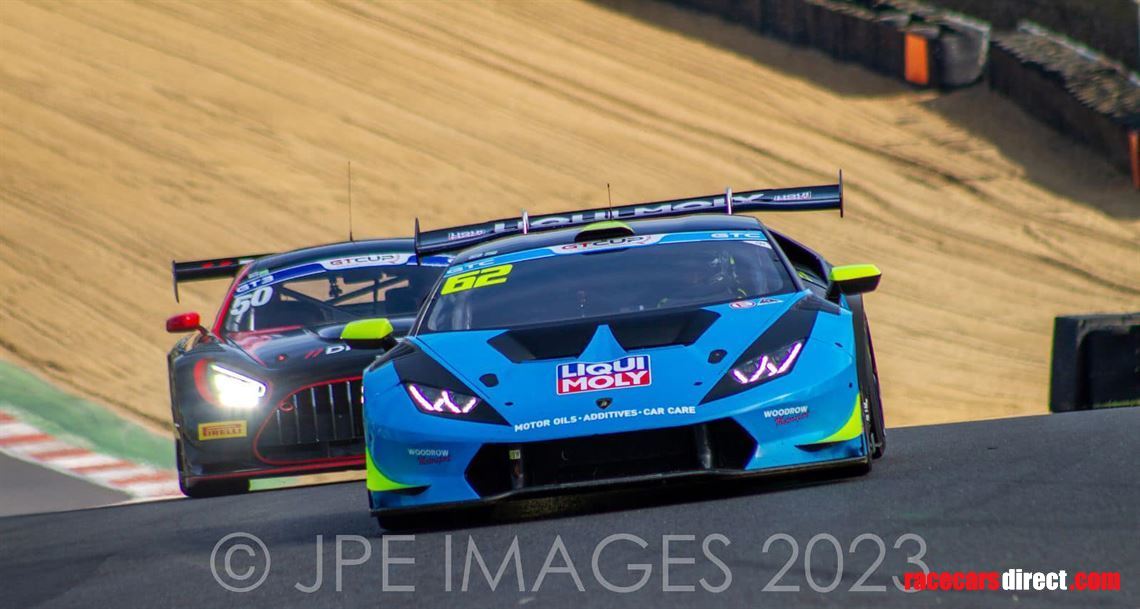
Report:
848,295,886,459
176,440,250,498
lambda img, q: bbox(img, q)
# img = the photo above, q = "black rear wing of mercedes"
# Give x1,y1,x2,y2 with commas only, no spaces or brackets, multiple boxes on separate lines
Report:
415,172,843,255
170,254,271,302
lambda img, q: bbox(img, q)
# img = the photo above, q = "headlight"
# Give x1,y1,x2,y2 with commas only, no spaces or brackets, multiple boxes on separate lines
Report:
406,383,480,414
402,383,506,425
730,340,804,385
208,364,267,409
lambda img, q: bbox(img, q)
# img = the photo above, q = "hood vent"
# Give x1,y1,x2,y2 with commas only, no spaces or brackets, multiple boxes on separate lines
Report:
610,308,719,350
488,321,598,363
488,308,720,363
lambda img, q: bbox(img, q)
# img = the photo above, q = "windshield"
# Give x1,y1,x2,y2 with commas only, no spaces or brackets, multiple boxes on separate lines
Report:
422,235,795,332
223,254,446,333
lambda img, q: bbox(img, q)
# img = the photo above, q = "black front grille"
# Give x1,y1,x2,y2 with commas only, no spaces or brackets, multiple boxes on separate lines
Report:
256,379,364,462
525,425,699,486
465,420,755,497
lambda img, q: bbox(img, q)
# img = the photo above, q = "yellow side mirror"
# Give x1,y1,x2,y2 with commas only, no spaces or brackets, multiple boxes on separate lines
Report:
340,318,397,350
828,264,881,296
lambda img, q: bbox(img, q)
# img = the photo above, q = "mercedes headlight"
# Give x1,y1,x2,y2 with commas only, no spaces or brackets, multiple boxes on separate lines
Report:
208,364,267,409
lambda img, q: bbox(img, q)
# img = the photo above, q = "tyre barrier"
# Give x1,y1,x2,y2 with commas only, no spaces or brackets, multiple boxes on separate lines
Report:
910,0,1139,76
929,12,989,86
872,1,989,88
803,1,836,56
677,0,734,14
840,5,879,68
764,0,808,44
1049,313,1140,413
989,24,1140,179
872,11,908,77
668,0,989,88
733,0,764,27
666,0,1137,184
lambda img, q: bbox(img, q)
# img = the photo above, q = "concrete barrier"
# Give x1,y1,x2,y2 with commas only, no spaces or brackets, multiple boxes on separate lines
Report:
1050,313,1140,412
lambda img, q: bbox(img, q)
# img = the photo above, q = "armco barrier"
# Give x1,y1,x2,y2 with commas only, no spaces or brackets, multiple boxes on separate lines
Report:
1050,313,1140,413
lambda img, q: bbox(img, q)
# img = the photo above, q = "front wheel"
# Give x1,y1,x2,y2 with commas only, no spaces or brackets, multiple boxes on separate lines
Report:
848,295,886,459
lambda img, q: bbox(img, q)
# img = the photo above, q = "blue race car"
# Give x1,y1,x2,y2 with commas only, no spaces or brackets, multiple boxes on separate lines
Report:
343,176,885,527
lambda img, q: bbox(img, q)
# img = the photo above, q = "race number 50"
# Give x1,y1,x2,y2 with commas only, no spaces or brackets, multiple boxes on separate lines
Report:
441,264,513,295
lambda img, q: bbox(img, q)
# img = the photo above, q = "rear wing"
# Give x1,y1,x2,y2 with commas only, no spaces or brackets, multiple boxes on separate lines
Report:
171,254,271,302
415,172,843,255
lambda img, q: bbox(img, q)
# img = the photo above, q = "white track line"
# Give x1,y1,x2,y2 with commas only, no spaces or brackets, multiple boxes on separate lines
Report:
0,412,180,499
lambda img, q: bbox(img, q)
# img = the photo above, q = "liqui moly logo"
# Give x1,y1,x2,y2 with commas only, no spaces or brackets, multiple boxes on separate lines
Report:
556,356,651,395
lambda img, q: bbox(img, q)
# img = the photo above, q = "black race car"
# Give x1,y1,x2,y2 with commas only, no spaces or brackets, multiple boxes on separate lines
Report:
165,239,449,497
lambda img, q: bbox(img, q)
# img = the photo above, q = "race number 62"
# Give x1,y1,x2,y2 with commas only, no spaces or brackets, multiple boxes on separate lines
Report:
441,264,513,295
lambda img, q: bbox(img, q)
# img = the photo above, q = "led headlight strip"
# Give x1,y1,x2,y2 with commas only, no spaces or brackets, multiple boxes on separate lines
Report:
405,383,480,414
730,340,804,385
389,342,509,425
700,297,821,404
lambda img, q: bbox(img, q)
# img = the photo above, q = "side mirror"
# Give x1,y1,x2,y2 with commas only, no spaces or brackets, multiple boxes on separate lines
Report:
340,318,397,350
166,312,206,334
827,264,881,297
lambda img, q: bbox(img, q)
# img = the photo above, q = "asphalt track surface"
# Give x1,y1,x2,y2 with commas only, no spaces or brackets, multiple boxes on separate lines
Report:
1,408,1136,608
0,452,126,518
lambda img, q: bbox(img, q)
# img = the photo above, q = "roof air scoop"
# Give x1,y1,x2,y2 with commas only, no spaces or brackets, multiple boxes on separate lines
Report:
574,221,635,242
